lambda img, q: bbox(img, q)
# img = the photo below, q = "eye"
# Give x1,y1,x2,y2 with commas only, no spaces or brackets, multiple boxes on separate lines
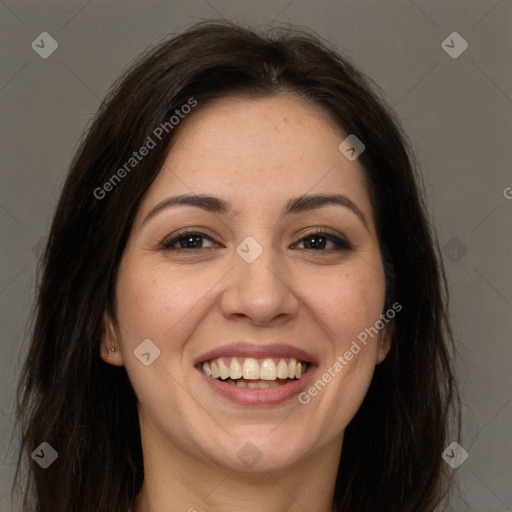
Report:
293,230,352,251
161,229,352,253
161,231,217,251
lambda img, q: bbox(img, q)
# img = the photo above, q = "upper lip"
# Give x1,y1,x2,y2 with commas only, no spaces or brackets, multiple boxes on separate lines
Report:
194,341,318,366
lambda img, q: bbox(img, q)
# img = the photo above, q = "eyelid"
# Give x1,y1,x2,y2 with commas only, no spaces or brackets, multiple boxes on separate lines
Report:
161,228,218,249
161,227,353,252
293,228,353,251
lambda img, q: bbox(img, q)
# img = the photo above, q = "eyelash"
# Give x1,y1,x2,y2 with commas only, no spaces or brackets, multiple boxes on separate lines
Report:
161,229,353,253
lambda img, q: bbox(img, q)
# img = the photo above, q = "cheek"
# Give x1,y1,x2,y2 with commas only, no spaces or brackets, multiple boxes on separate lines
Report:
304,261,385,426
308,261,386,347
115,257,211,342
113,258,210,413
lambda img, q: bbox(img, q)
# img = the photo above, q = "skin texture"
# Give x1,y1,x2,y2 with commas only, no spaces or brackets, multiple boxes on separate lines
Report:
100,94,391,512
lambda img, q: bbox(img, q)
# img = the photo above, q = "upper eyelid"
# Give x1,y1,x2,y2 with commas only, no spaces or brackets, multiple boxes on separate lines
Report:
164,227,344,241
163,228,351,248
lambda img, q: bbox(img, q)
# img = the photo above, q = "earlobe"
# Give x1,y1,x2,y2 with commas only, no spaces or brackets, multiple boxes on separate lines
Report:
376,325,393,364
99,311,124,367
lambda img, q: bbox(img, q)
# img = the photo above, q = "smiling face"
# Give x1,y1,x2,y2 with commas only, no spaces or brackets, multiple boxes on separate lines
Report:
100,93,391,475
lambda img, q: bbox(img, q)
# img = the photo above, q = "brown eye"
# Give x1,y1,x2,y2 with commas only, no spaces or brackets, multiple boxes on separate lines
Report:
161,229,352,253
162,231,217,251
294,231,352,251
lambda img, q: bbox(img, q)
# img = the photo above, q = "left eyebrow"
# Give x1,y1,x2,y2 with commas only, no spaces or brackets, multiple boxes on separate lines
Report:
283,193,369,232
142,193,369,232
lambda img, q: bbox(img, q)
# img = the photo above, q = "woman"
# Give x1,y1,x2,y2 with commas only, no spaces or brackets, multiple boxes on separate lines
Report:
14,20,461,512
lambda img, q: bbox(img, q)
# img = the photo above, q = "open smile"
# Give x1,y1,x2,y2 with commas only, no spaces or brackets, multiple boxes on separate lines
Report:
195,342,317,405
200,356,310,388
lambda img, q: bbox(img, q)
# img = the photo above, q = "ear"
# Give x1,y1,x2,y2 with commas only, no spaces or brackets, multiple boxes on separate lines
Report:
376,322,393,365
99,310,124,366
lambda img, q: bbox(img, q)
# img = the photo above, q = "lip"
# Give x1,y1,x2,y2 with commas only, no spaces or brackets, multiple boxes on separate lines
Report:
194,341,318,406
194,341,318,366
197,364,317,406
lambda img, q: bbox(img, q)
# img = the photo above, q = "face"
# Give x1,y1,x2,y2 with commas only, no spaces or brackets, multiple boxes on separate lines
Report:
101,94,391,473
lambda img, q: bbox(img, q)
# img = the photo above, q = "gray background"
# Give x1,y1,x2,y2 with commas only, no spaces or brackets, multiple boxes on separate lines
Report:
1,0,511,510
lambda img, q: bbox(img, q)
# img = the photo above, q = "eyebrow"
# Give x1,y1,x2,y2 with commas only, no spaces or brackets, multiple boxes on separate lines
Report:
142,193,369,231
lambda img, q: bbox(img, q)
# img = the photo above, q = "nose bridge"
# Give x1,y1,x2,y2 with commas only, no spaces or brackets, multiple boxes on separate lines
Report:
236,233,287,294
220,233,298,324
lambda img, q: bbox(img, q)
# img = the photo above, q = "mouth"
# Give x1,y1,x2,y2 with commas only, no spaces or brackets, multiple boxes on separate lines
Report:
199,356,311,389
194,342,317,406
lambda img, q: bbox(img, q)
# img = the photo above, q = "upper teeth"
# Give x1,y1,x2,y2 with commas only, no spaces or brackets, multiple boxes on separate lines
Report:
201,357,307,381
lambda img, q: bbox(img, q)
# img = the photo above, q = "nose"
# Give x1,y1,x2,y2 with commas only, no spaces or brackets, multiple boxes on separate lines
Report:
219,242,300,326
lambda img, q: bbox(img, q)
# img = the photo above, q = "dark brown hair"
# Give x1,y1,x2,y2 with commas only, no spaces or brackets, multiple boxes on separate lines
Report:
14,20,461,512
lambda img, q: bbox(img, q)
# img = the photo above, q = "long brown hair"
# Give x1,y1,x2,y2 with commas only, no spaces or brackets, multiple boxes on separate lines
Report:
13,20,461,512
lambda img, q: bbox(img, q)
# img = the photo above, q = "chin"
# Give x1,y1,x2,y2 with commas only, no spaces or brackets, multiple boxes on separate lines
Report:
208,427,310,472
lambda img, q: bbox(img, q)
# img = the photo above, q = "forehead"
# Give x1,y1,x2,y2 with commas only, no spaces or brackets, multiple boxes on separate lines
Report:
135,94,373,227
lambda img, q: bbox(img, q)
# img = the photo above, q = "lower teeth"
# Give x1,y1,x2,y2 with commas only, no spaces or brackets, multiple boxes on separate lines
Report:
219,378,295,388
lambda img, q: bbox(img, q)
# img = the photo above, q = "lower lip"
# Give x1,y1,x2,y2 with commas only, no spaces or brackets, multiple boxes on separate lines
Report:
197,366,317,406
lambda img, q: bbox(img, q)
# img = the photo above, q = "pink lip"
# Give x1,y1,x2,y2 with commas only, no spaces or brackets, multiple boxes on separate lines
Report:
194,341,318,406
197,365,317,406
194,341,318,366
